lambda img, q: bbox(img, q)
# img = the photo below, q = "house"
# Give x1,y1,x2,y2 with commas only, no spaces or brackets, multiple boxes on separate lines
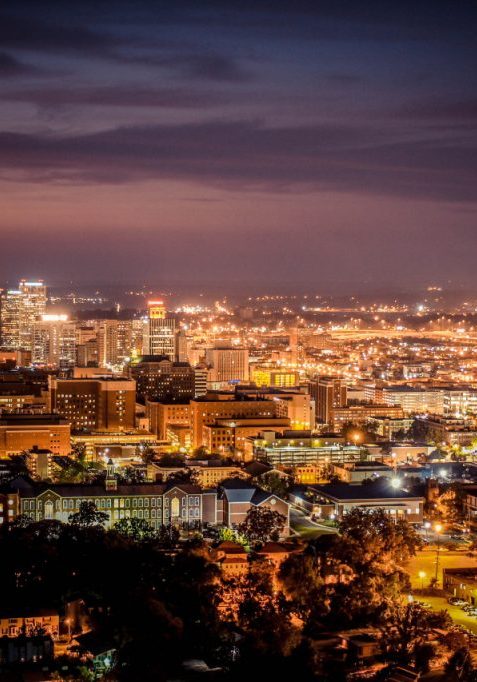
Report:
214,541,248,577
219,479,290,537
289,481,424,523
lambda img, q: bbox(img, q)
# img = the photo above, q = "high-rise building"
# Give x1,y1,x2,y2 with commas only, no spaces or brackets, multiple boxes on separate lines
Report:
49,376,136,431
175,329,188,362
130,356,195,403
205,346,249,387
0,280,47,350
0,290,23,348
32,315,76,368
145,301,175,360
310,376,347,426
194,364,208,398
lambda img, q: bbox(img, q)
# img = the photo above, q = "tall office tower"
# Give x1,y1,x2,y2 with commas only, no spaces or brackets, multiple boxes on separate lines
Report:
32,315,76,368
0,281,47,350
117,321,134,365
97,320,119,367
309,376,348,426
18,280,47,349
205,346,250,387
175,329,188,362
145,300,175,360
0,289,23,347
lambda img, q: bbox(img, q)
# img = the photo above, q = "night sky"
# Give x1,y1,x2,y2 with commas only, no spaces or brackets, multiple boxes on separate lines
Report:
1,1,476,291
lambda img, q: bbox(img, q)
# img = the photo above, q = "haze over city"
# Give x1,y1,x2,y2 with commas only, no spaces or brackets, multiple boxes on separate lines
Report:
1,0,476,290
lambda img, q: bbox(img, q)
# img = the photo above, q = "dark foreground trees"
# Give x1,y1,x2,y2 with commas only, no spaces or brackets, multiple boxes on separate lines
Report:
238,505,286,544
280,507,421,629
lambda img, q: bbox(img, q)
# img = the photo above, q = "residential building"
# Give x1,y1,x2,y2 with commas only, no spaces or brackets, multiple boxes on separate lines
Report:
310,377,347,425
0,609,59,638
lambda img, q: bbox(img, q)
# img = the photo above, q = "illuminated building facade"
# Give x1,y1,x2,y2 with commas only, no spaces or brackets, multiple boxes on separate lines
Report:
32,315,76,368
145,301,175,360
205,347,249,386
0,414,70,457
50,377,136,431
0,281,47,350
310,377,348,425
131,356,195,403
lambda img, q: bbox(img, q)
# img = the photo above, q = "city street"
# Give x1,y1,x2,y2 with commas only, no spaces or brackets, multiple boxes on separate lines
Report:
408,549,477,589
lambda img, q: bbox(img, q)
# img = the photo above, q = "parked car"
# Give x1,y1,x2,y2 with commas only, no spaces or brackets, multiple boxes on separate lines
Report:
448,597,466,606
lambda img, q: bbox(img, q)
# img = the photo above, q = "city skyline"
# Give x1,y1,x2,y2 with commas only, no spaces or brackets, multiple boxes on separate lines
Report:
1,0,476,289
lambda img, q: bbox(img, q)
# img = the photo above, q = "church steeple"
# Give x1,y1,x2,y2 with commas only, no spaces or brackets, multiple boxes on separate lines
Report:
105,458,117,491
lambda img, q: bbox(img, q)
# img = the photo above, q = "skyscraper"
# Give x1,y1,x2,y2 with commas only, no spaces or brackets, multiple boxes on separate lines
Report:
0,289,23,348
145,300,175,360
0,280,47,350
32,315,76,368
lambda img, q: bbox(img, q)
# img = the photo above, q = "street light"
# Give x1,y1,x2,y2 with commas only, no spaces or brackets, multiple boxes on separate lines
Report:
434,523,443,584
418,570,426,590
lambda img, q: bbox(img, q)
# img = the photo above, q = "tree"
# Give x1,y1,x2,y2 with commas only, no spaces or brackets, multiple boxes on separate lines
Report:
381,601,451,670
56,448,103,483
157,524,180,547
7,453,31,477
113,517,156,542
259,472,289,498
158,452,186,467
238,505,286,545
220,559,294,658
68,501,109,528
136,442,157,466
338,507,421,568
190,446,209,460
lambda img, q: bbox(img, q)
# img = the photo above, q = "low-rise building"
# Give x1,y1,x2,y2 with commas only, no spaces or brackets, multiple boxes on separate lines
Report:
0,413,70,457
1,470,290,534
332,460,393,483
220,478,289,536
0,608,59,638
443,568,477,603
289,482,424,523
